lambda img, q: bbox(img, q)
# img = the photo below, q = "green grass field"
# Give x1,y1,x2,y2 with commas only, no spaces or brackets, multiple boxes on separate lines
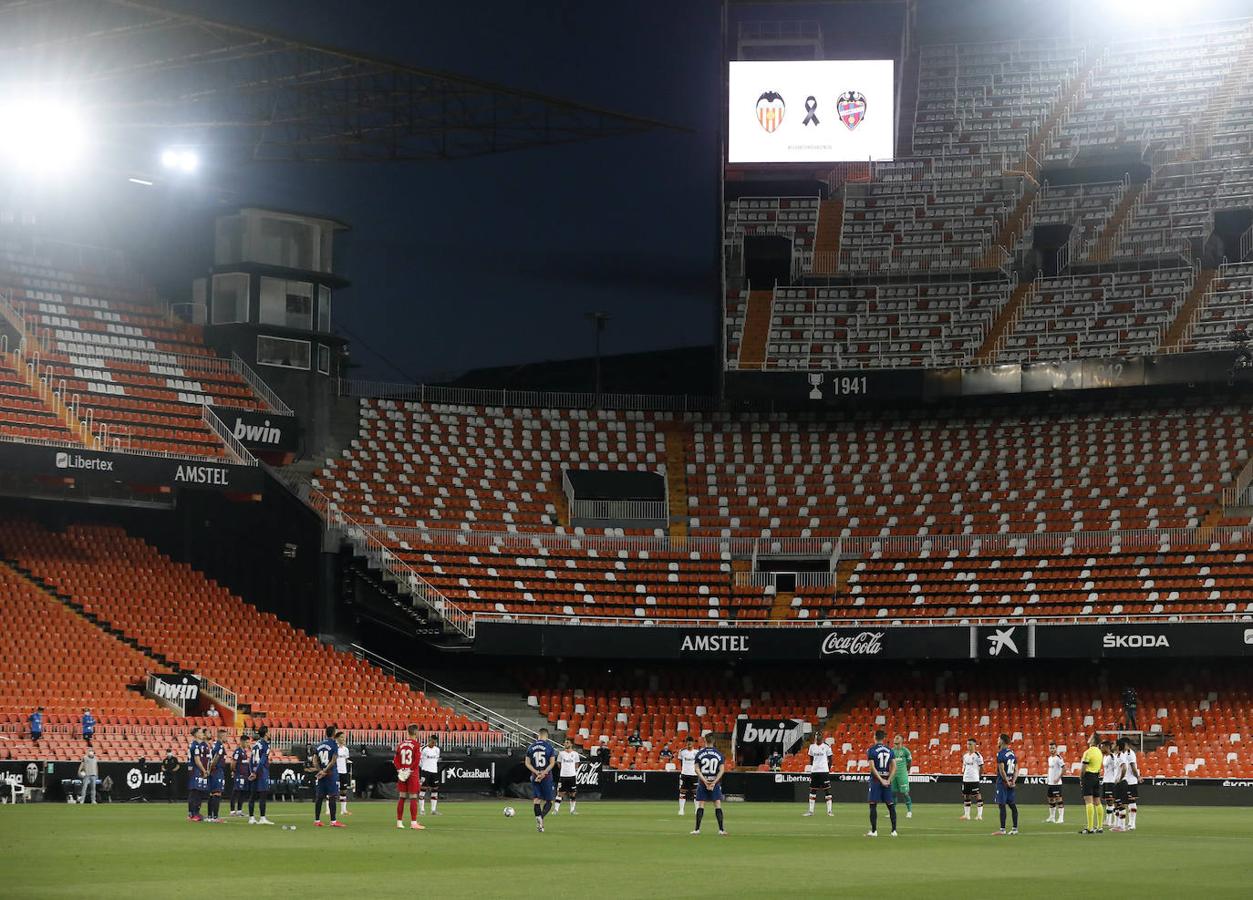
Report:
1,800,1249,898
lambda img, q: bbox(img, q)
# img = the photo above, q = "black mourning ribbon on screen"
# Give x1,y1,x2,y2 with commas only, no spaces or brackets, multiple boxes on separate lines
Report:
803,96,819,126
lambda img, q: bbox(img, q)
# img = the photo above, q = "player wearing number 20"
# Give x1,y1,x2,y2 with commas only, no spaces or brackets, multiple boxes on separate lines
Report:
691,733,727,836
525,727,558,833
865,729,898,837
993,733,1019,836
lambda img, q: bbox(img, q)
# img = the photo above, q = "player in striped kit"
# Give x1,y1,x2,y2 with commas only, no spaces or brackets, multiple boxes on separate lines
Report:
804,731,834,817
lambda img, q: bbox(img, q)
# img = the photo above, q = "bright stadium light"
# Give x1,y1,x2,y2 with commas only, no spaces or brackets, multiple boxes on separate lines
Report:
160,147,200,173
0,98,88,174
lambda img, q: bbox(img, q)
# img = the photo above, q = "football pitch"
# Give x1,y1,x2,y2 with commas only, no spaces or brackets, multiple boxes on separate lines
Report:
1,801,1249,898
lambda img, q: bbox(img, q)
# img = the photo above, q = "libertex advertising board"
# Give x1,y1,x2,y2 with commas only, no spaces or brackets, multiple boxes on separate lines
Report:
728,60,895,163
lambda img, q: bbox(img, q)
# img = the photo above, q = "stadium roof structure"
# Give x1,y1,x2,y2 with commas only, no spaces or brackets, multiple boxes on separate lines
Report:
0,0,684,164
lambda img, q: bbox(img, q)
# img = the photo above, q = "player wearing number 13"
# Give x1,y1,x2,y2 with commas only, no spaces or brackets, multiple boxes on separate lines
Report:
993,733,1019,836
526,727,558,833
866,729,898,837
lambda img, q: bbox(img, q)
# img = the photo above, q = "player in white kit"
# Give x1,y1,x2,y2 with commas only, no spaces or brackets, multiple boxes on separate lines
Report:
335,731,351,817
1100,739,1118,830
554,739,581,815
1044,741,1064,824
804,731,834,817
677,735,698,815
419,736,441,815
1113,738,1140,831
960,739,984,821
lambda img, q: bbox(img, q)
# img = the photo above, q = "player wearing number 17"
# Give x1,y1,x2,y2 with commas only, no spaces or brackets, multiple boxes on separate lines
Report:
993,733,1019,836
526,727,558,833
866,729,898,837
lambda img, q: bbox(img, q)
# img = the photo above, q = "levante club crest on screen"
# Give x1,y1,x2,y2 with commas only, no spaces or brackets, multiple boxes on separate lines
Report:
755,91,786,132
837,90,867,130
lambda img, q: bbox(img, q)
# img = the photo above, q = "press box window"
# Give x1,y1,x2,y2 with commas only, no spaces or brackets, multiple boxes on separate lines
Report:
211,273,249,324
257,335,310,370
259,277,313,330
317,343,331,375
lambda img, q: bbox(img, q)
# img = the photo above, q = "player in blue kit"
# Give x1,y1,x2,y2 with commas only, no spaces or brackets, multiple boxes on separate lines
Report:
248,725,274,825
186,727,210,822
993,733,1019,835
206,728,228,822
525,727,558,833
866,729,898,837
312,725,345,828
229,734,251,817
692,733,727,836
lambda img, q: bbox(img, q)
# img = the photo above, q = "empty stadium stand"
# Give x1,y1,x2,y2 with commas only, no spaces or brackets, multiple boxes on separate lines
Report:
0,519,484,736
0,245,275,458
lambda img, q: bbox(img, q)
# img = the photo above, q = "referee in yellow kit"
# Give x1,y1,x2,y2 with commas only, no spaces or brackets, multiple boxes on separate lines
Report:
1079,734,1104,834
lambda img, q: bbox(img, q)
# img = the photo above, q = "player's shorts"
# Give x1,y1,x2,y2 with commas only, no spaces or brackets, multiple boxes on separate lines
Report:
892,778,911,795
1046,784,1063,799
1081,772,1101,798
1102,783,1115,801
961,780,981,797
399,773,423,794
421,768,439,789
994,784,1016,805
809,772,832,791
680,774,699,795
316,776,339,799
1123,783,1138,802
532,775,556,802
1114,782,1131,803
695,782,723,802
208,774,225,793
250,775,270,793
558,776,577,794
190,774,209,793
867,780,894,804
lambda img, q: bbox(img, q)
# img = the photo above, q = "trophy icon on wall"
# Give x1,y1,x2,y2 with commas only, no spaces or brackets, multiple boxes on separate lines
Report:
808,373,824,401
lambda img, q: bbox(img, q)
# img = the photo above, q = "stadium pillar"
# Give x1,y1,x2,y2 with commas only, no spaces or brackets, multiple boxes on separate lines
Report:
318,528,340,634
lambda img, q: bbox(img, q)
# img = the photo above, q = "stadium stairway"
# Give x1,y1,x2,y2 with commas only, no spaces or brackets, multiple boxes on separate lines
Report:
973,277,1035,361
811,198,843,276
1180,21,1253,161
736,290,774,370
660,421,691,545
977,185,1035,269
1088,180,1147,263
1159,269,1219,351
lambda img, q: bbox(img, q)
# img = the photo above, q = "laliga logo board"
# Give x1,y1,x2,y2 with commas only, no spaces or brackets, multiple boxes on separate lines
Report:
837,90,867,130
755,91,786,132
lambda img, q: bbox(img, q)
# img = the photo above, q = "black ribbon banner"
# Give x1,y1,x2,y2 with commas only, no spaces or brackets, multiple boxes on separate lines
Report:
803,96,819,126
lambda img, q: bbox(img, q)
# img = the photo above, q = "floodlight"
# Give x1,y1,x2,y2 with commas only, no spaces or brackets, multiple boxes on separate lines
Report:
0,98,87,174
161,147,199,173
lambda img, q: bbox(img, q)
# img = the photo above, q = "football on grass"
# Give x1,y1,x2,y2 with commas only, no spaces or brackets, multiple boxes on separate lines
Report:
503,807,516,817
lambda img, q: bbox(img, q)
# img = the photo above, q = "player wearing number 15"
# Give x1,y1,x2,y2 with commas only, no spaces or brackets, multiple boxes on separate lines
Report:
993,733,1019,836
865,729,898,838
393,725,425,831
526,727,558,833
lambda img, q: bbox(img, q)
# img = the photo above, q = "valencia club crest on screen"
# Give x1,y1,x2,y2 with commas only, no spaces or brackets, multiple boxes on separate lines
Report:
755,91,786,132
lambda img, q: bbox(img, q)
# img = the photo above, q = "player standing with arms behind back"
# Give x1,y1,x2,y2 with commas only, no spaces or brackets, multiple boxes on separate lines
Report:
393,724,424,830
992,733,1019,836
804,730,834,817
420,736,441,816
1079,733,1103,834
960,738,984,821
692,733,727,836
866,729,897,837
892,734,913,818
526,728,558,833
1115,737,1140,831
1045,741,1065,824
312,725,344,827
678,735,698,815
554,739,581,815
1101,739,1118,830
248,725,274,825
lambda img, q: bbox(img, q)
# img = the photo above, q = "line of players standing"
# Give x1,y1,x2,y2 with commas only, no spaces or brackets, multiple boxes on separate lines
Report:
185,724,276,824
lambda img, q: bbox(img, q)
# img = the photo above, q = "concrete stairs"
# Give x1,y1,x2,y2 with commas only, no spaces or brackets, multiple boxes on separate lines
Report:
736,290,775,370
1027,55,1100,178
660,422,692,546
1158,270,1217,352
979,186,1036,269
768,592,795,620
1180,23,1253,162
811,198,844,276
446,689,559,741
973,278,1035,362
1087,181,1146,264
